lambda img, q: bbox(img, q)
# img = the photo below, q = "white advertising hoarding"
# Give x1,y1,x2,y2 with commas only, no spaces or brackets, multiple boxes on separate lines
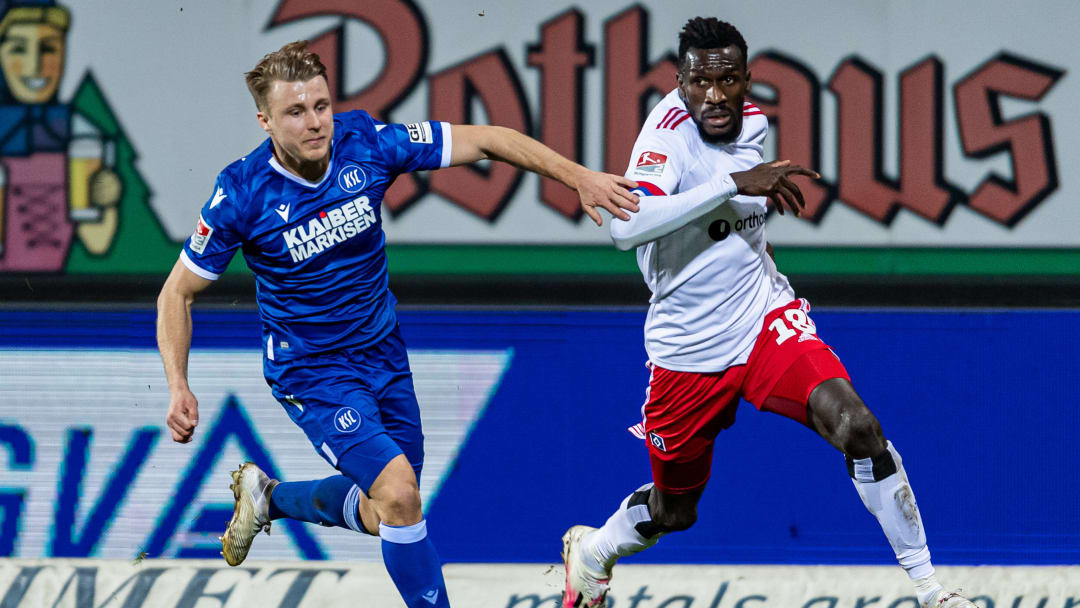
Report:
0,561,1077,608
46,0,1074,251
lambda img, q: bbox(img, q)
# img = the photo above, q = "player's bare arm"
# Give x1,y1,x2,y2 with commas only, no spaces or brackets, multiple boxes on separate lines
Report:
156,259,213,444
448,124,639,226
731,159,819,216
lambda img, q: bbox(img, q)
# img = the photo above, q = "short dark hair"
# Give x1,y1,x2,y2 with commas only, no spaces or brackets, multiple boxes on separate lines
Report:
677,17,748,68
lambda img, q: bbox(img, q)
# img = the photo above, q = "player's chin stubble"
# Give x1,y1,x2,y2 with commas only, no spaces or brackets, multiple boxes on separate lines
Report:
696,119,739,145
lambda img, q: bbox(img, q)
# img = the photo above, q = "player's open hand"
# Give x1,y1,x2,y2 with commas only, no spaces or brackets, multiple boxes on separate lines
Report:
731,160,820,216
166,387,200,443
577,169,640,226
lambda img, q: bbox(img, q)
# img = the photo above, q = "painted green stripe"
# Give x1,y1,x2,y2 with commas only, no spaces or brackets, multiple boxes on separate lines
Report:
772,247,1080,275
60,245,1080,276
385,244,638,275
383,245,1080,276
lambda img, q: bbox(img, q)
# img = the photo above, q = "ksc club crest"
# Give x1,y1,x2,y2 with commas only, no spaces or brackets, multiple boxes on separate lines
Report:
334,407,362,433
337,164,367,193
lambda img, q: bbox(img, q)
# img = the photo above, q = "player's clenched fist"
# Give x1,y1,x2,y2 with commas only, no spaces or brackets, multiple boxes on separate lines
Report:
166,388,200,443
731,160,820,216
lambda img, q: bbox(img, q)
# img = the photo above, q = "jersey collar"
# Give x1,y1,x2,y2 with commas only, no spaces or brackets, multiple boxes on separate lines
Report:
267,154,334,189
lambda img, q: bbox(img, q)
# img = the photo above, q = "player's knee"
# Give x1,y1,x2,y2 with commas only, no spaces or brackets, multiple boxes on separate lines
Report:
840,407,886,459
371,483,422,525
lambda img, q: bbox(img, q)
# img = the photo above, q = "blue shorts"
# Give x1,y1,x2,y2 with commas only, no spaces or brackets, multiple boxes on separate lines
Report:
264,325,424,493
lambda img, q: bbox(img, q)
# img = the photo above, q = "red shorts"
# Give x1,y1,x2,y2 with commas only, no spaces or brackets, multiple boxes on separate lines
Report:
637,299,850,494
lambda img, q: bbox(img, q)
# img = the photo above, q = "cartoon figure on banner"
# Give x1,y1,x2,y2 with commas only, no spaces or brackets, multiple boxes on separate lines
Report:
0,0,120,272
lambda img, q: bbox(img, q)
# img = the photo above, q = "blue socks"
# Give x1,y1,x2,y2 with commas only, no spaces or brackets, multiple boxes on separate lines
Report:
268,478,450,606
380,520,450,608
267,476,368,532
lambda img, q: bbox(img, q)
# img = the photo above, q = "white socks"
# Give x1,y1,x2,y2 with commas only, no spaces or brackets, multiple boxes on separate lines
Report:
849,441,942,602
915,575,946,606
379,519,428,543
582,483,661,572
581,443,943,604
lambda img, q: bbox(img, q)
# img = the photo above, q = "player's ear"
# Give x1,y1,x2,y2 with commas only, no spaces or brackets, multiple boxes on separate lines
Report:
256,110,272,135
675,68,687,104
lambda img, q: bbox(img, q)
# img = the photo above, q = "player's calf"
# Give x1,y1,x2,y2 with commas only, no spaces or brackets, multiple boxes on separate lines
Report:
645,486,699,534
848,442,930,575
563,482,695,606
562,480,701,608
267,474,375,534
357,454,449,607
845,442,978,606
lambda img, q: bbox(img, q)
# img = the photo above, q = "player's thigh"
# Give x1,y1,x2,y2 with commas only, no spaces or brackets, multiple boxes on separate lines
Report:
337,435,409,497
347,326,425,480
375,375,424,481
266,351,399,478
642,363,742,495
741,299,851,425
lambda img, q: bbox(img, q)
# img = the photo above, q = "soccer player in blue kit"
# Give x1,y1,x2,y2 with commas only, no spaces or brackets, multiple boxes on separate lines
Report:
156,41,640,608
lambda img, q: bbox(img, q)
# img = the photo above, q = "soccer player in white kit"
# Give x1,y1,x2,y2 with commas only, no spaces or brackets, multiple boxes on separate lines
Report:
561,18,976,608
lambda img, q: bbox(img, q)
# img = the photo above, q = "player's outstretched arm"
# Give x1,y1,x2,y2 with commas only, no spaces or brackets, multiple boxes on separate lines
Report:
448,124,639,226
156,259,213,444
610,171,739,250
610,160,820,250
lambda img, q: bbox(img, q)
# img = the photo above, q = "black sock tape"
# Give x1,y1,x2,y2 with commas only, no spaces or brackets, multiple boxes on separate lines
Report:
628,488,664,538
847,447,898,481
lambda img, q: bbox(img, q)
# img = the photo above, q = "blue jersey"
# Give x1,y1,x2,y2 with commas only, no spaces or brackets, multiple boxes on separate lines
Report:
180,111,451,362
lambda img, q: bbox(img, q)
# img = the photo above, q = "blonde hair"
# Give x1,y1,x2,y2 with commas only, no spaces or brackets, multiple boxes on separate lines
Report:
245,40,328,113
0,5,70,38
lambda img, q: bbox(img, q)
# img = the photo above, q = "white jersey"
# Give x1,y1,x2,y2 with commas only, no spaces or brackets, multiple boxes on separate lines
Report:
623,89,795,372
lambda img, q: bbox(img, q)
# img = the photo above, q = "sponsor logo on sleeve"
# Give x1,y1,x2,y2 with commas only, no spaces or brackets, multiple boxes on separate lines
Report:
633,151,667,177
189,216,213,254
405,122,433,144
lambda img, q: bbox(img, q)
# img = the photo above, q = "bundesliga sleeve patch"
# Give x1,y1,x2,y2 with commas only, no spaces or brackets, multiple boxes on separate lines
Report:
633,151,667,177
189,216,214,254
405,122,434,144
